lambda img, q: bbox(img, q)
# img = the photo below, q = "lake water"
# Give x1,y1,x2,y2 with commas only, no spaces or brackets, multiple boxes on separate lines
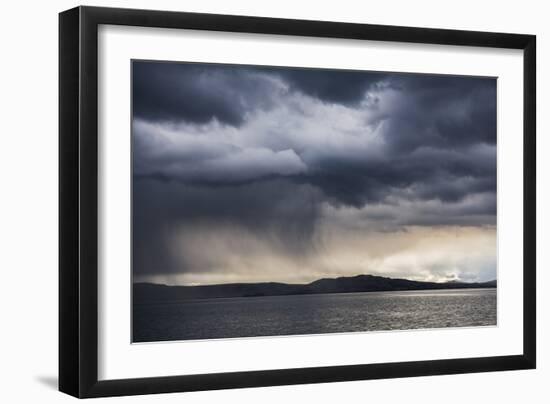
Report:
133,288,496,342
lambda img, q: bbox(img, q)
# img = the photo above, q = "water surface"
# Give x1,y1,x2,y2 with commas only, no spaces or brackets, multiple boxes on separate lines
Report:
133,288,496,342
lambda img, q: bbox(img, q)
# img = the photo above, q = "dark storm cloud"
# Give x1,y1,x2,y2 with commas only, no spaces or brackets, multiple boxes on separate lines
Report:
273,68,387,104
132,61,387,126
300,142,496,208
132,61,496,210
132,61,281,126
132,61,497,280
133,61,495,151
380,75,497,151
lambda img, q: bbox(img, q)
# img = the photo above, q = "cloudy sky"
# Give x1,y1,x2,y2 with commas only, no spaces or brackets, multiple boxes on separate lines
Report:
132,60,497,286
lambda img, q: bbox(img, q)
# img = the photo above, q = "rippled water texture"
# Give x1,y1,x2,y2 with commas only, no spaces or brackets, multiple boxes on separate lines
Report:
133,288,496,342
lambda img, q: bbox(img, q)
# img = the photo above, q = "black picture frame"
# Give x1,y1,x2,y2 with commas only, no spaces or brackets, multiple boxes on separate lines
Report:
59,5,536,398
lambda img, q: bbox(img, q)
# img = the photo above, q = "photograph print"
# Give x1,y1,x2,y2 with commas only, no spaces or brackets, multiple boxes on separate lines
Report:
132,60,497,343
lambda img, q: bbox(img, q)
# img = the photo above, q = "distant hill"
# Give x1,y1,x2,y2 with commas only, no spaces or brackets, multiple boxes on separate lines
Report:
133,274,496,304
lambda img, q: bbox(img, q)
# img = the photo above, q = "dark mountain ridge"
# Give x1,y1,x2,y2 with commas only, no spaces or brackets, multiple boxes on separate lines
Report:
134,274,496,304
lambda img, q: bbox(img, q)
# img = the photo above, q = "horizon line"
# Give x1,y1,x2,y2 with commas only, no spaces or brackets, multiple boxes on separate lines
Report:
132,273,498,288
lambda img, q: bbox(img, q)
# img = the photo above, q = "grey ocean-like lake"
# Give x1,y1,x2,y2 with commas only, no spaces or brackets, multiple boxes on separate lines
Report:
133,288,496,343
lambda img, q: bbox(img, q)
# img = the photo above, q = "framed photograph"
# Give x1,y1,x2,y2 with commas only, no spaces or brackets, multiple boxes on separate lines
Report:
59,6,536,398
